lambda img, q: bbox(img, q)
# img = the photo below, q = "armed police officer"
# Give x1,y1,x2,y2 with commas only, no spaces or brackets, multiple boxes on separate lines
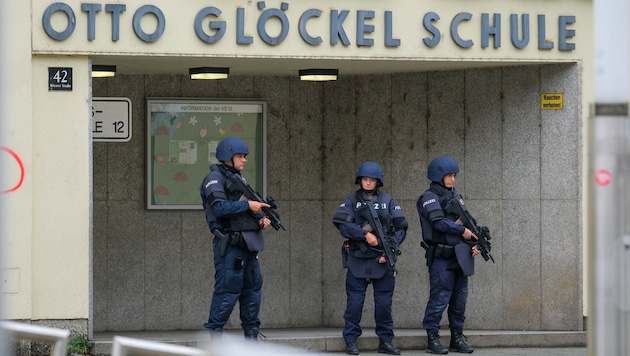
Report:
333,162,408,355
416,156,481,354
200,137,272,340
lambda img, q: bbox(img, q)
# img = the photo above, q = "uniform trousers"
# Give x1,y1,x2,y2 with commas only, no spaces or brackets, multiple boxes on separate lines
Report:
204,238,262,331
343,269,396,343
422,257,468,332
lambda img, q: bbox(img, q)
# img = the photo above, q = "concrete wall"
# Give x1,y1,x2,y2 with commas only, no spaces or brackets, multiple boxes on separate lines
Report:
92,63,583,332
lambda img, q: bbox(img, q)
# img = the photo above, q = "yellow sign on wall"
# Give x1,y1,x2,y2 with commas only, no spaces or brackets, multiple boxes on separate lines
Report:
541,93,563,110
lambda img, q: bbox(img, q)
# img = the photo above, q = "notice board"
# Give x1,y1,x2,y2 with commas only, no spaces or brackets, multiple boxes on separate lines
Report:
146,98,266,209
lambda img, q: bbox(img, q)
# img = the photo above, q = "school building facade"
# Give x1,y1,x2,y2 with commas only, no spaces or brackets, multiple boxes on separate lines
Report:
1,0,592,340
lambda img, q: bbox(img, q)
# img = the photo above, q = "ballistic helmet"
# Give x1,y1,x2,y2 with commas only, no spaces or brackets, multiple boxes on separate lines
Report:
355,161,384,187
427,155,459,182
216,137,249,162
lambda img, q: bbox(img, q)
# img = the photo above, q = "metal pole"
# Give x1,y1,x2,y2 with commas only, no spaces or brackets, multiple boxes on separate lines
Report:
592,0,630,355
0,322,70,356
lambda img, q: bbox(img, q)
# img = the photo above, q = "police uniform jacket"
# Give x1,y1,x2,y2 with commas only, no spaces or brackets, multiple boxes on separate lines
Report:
333,189,407,279
200,164,264,251
417,182,475,276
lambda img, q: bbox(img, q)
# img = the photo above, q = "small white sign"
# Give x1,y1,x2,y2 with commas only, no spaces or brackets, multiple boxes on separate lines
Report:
92,97,132,142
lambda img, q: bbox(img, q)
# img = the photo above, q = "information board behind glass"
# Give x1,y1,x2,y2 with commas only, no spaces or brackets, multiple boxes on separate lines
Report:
146,98,266,209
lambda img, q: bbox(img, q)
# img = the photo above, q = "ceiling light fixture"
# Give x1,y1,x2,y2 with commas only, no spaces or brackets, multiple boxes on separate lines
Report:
92,65,116,78
189,67,230,80
299,68,338,81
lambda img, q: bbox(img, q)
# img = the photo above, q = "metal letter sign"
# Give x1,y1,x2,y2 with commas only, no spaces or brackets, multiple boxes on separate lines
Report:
48,67,72,91
92,98,132,142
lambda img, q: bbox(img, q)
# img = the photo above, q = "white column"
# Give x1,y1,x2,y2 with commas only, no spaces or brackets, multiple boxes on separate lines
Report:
0,0,9,353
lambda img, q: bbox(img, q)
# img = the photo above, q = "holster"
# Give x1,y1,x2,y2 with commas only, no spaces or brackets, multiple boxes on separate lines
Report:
213,230,246,257
341,240,350,268
212,229,230,257
421,240,434,267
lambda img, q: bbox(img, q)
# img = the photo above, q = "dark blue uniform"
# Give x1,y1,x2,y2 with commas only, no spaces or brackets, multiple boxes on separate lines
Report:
416,182,475,333
333,189,407,345
200,164,264,333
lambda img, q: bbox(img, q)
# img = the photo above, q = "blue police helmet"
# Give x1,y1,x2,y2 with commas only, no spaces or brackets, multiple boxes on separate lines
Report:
216,137,249,162
355,161,384,187
427,155,459,182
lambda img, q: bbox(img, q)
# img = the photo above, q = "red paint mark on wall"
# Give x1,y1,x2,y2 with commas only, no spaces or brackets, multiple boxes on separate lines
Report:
595,169,612,187
1,146,25,194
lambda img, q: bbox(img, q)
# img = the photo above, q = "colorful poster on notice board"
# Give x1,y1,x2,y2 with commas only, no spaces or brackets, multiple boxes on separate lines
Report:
146,99,266,209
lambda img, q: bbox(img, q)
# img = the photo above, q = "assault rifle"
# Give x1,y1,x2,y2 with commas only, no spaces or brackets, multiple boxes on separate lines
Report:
444,198,495,263
223,168,287,231
357,201,401,272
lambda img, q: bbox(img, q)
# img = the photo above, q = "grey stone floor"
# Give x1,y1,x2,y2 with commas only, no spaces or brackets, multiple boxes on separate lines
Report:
92,328,587,356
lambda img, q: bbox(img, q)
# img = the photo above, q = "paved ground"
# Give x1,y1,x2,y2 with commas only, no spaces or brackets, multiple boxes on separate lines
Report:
322,348,587,356
93,328,588,356
196,334,588,356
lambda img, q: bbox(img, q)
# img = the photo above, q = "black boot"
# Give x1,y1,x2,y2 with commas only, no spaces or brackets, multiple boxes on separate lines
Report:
449,328,473,353
244,328,259,341
378,341,401,355
345,341,359,355
426,330,448,354
208,328,223,341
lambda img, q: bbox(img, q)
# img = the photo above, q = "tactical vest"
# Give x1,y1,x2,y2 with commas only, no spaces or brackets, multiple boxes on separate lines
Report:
217,166,261,232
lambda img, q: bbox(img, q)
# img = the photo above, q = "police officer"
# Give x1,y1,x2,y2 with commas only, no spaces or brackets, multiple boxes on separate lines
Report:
416,156,480,354
200,137,272,340
333,162,408,355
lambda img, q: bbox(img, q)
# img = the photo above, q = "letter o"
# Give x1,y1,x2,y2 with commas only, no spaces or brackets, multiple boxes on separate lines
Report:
257,8,289,46
194,7,225,44
133,5,165,42
42,3,76,40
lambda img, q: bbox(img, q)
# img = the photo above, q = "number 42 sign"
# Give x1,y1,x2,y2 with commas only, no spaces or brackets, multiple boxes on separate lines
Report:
92,97,132,142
